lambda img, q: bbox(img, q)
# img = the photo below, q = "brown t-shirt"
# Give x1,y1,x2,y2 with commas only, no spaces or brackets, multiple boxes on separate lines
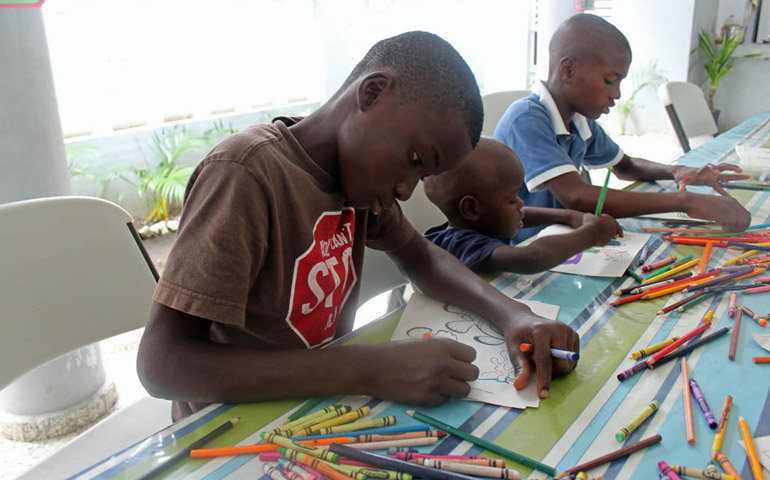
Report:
154,118,415,419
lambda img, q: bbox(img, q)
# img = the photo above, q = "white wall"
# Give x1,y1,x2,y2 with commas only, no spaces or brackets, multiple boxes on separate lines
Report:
713,45,770,128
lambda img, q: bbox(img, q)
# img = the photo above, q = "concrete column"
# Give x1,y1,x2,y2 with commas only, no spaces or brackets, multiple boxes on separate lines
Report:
534,0,580,82
0,7,115,441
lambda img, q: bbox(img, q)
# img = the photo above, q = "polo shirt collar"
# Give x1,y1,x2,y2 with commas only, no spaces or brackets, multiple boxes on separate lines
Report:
533,81,593,141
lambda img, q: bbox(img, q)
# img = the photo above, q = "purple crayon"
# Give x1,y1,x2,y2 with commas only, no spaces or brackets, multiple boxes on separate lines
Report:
689,378,718,429
617,359,648,381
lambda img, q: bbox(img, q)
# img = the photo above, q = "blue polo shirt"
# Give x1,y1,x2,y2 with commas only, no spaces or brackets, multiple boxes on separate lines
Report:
494,81,623,242
424,222,508,269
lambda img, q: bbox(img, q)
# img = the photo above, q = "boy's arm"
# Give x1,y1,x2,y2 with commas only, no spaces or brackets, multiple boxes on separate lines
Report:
545,170,751,232
480,214,622,274
521,206,583,228
612,154,748,193
137,302,479,406
388,232,579,399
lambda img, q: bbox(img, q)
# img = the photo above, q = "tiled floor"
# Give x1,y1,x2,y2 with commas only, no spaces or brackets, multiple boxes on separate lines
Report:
0,131,684,480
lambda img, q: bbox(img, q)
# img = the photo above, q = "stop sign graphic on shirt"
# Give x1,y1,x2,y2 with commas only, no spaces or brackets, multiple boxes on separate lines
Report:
286,209,357,348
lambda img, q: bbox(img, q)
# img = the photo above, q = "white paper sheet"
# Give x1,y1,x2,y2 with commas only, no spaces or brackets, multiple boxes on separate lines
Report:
751,333,770,353
735,145,770,173
536,225,651,277
391,286,560,409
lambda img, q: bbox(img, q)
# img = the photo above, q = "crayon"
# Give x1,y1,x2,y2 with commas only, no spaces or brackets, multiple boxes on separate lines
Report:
728,292,737,317
703,310,714,323
689,378,717,429
293,424,430,441
302,406,371,435
626,268,644,282
316,416,397,435
714,452,741,480
658,460,683,480
421,459,521,479
638,245,650,265
405,410,555,475
345,437,439,450
681,358,695,445
754,356,770,363
642,256,676,272
275,406,353,435
729,309,741,361
279,459,321,480
646,255,695,278
740,305,768,326
280,448,361,480
669,465,736,480
725,249,759,266
615,400,659,441
647,321,712,366
631,336,680,360
358,431,446,443
328,444,483,480
262,432,339,463
617,359,649,381
711,395,732,460
395,453,484,461
412,458,507,468
265,463,293,480
286,398,325,423
191,436,350,458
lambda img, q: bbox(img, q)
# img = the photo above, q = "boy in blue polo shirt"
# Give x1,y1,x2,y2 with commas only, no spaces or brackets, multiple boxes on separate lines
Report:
495,13,750,242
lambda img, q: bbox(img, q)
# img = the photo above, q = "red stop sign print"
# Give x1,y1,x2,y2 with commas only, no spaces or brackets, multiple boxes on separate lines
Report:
286,209,357,348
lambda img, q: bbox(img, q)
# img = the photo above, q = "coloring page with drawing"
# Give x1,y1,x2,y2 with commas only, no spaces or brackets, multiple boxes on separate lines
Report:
391,286,560,409
536,225,650,277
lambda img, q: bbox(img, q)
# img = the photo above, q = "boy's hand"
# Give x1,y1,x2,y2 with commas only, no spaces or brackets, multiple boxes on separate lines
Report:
501,311,579,399
685,194,751,232
566,209,587,228
674,163,749,196
581,213,623,245
363,337,479,406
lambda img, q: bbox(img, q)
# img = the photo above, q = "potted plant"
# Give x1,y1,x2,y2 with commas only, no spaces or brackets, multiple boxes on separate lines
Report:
692,29,761,122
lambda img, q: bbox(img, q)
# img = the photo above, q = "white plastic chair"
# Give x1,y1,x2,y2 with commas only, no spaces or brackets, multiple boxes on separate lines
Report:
658,81,718,153
481,90,531,137
358,183,446,308
0,196,171,479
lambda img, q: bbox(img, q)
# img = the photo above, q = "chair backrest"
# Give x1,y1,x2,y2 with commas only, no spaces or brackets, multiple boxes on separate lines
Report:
481,90,531,137
358,183,446,306
658,81,718,153
0,196,158,389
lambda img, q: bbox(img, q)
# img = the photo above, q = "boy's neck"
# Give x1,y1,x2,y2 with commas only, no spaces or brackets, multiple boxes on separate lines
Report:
286,103,343,178
543,80,574,133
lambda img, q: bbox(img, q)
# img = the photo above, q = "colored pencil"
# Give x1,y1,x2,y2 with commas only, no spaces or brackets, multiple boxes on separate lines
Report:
698,241,714,273
645,258,700,283
280,448,359,480
405,410,555,475
138,417,239,480
648,327,730,369
682,267,754,293
595,168,612,215
553,435,662,479
648,321,711,367
262,432,339,462
657,291,708,315
681,358,696,445
191,436,352,458
616,272,691,296
344,437,439,451
286,398,325,423
754,356,770,363
729,309,741,361
328,444,482,480
645,255,695,279
727,240,770,252
742,284,770,294
711,395,732,459
738,416,765,480
725,249,760,266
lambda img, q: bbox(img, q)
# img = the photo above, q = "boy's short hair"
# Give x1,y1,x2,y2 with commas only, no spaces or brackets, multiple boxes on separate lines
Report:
548,14,631,77
424,137,518,222
341,31,483,149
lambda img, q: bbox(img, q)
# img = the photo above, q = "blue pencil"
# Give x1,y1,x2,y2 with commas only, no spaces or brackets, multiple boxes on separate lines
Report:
292,423,431,441
727,241,770,252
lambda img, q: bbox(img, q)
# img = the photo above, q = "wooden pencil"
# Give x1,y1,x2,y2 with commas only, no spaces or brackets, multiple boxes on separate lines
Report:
681,358,695,445
729,308,742,361
553,435,662,479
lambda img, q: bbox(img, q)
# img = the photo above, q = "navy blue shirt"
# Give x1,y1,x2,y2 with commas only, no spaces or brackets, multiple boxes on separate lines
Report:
424,222,508,269
494,81,623,242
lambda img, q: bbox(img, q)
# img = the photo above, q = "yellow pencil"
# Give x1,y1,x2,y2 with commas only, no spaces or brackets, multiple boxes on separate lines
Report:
711,395,732,460
698,241,714,273
725,249,759,266
643,275,714,300
739,416,765,480
645,258,700,283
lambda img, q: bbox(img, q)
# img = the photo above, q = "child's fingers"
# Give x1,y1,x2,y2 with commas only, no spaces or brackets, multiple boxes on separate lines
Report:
445,339,477,363
448,357,479,382
510,345,531,391
530,336,554,398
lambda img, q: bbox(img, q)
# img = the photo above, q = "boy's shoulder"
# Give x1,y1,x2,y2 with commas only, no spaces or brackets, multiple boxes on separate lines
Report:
497,91,554,136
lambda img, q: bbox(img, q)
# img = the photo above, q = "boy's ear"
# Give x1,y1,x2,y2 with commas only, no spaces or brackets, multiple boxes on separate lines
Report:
558,56,576,83
357,73,393,112
458,194,480,221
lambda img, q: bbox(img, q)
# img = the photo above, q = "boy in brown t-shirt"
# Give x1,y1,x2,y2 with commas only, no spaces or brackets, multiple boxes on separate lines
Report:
137,31,579,421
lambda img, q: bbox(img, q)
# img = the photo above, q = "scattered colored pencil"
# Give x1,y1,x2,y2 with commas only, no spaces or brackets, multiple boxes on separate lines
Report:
595,167,612,215
553,435,662,479
729,309,742,361
681,358,696,445
738,416,765,480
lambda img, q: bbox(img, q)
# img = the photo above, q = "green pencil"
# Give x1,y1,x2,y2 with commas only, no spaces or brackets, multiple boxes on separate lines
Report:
595,167,613,215
286,397,324,423
405,410,556,476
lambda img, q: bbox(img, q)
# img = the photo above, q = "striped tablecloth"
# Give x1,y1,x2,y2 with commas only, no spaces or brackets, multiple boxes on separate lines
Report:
72,111,770,480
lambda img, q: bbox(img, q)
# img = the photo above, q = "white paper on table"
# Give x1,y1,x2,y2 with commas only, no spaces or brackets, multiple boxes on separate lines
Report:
390,285,560,409
751,333,770,353
637,211,692,221
739,435,770,474
535,225,650,277
735,145,770,173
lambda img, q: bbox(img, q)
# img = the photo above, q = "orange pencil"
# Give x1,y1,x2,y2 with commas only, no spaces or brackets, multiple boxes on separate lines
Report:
681,358,696,445
644,275,716,300
754,356,770,363
698,241,714,273
190,436,352,458
738,417,765,480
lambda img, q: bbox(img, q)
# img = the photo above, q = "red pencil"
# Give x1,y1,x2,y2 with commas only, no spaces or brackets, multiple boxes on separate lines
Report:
729,309,742,361
657,291,708,315
647,321,711,366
